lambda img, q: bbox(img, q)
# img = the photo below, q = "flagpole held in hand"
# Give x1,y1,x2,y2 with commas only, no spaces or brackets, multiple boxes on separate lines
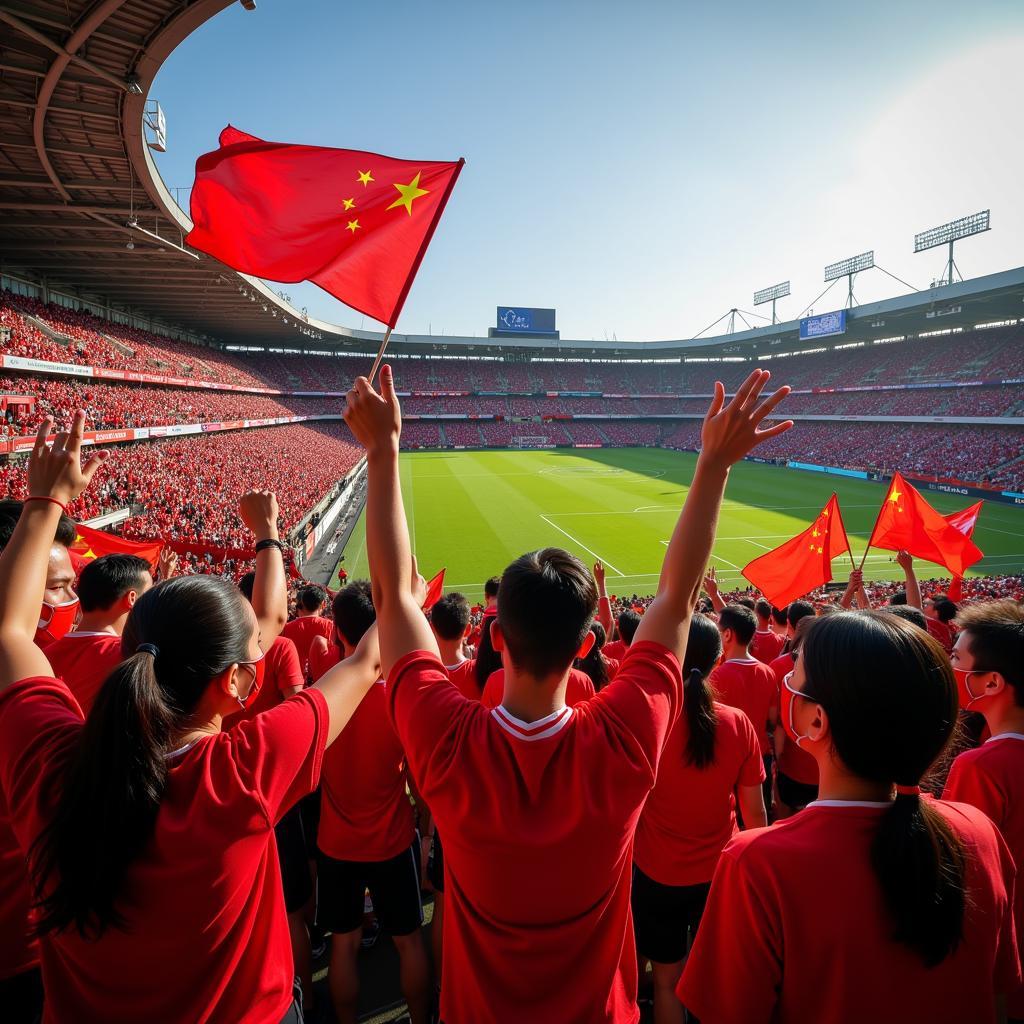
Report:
368,327,393,385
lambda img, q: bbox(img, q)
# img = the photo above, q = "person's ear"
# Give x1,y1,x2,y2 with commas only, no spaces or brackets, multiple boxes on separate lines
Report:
806,702,830,745
982,672,1007,699
123,589,139,611
214,663,242,701
490,620,505,652
576,631,596,659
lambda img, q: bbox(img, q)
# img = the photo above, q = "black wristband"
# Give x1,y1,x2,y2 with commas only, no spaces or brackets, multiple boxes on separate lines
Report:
255,538,286,554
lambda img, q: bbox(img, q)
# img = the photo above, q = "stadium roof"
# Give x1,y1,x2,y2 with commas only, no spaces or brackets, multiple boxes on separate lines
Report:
1,0,1023,361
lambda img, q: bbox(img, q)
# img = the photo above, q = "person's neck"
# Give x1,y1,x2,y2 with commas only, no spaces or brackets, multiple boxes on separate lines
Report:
501,666,569,723
815,752,892,803
297,608,319,618
437,639,465,666
981,699,1024,739
75,610,123,636
756,621,772,632
724,643,753,661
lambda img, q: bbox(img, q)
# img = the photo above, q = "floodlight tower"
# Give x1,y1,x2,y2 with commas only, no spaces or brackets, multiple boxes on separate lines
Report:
824,251,874,309
753,281,790,325
913,210,990,287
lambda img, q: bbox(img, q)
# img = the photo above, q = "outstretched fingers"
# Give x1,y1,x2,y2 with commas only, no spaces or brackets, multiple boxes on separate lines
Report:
705,381,726,420
751,385,791,424
754,419,795,440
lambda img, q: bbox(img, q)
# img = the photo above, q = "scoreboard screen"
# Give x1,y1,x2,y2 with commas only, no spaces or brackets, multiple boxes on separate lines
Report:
800,309,847,340
496,307,557,334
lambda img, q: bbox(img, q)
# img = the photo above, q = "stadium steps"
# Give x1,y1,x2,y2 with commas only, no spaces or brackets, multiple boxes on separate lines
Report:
100,333,136,359
12,307,72,349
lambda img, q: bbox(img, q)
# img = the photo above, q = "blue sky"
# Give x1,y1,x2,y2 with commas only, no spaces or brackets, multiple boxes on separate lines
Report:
152,0,1024,341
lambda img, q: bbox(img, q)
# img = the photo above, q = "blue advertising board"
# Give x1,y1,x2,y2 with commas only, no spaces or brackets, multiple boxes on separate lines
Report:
800,309,847,340
496,307,557,334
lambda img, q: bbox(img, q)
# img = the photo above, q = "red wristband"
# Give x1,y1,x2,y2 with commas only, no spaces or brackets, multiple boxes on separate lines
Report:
25,496,67,513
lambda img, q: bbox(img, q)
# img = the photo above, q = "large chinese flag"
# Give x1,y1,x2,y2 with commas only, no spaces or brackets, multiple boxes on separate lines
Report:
185,126,464,327
71,524,164,573
741,494,851,607
866,473,983,577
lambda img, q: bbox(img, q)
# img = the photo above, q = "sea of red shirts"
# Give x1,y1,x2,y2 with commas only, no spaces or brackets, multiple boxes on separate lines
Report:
749,628,785,664
708,657,777,755
388,641,682,1023
280,615,335,677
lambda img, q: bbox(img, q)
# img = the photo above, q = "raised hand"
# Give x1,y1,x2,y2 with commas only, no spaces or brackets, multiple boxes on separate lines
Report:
895,550,913,572
238,490,280,542
593,561,606,589
700,370,792,470
28,412,109,506
703,565,719,594
157,546,179,581
344,363,402,456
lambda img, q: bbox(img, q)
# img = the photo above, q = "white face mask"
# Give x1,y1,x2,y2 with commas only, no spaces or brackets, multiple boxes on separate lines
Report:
781,671,815,749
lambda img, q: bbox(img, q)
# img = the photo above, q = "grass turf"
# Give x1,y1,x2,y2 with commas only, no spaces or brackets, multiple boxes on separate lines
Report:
335,448,1024,599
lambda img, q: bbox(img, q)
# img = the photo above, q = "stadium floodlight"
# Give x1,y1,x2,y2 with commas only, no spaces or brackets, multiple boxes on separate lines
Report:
823,250,874,309
914,210,990,287
753,281,790,325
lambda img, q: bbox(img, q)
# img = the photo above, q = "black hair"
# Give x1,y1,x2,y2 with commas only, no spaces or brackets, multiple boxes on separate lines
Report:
474,615,502,692
754,598,773,622
331,580,376,648
76,554,152,613
718,604,757,647
682,614,724,768
616,608,641,645
497,548,597,678
771,605,788,627
575,622,609,691
32,576,252,938
484,575,501,600
956,600,1024,705
0,499,76,551
890,590,908,606
787,600,815,630
431,592,471,641
238,571,256,603
887,605,929,631
296,584,327,613
933,597,958,624
801,611,965,967
734,596,756,611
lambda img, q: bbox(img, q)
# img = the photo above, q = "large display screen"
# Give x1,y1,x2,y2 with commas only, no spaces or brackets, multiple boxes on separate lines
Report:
496,307,557,334
799,309,847,340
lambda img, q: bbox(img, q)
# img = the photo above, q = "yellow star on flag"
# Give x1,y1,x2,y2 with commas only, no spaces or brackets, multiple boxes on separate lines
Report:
888,490,902,504
357,170,374,186
816,546,824,554
342,197,356,210
345,219,361,234
821,509,829,516
812,528,820,538
386,172,430,216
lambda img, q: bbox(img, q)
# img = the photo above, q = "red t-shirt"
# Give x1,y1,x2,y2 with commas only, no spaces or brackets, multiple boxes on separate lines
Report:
709,658,777,755
604,639,629,663
445,659,480,700
0,676,328,1024
318,680,415,862
926,617,955,654
482,667,595,710
943,733,1024,1017
45,631,123,716
750,629,785,665
281,615,335,676
388,640,682,1023
634,703,764,886
603,655,620,681
308,639,342,683
679,800,1020,1024
768,652,819,786
222,635,304,730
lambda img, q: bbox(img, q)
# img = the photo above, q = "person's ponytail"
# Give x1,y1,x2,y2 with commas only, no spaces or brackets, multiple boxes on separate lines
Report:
683,668,717,768
870,792,967,967
34,653,175,936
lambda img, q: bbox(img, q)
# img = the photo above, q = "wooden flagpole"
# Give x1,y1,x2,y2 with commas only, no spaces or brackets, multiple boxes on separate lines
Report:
367,327,393,385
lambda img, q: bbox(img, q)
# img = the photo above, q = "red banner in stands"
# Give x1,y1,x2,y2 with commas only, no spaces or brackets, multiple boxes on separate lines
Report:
165,540,303,579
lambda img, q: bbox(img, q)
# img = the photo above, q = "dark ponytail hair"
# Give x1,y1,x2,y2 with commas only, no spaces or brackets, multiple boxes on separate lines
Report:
800,611,965,966
575,622,609,691
32,576,252,938
683,614,723,768
474,613,502,694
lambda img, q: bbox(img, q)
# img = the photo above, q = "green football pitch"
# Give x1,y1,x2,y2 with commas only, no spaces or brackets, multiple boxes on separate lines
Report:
336,448,1024,599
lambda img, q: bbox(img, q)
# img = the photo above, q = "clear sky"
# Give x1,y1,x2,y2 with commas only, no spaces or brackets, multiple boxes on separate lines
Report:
151,0,1024,342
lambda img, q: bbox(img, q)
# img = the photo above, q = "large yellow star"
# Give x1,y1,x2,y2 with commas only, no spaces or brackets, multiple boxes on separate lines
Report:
888,489,902,504
342,197,356,210
357,170,374,186
386,172,430,216
816,546,824,554
345,219,361,234
811,528,820,538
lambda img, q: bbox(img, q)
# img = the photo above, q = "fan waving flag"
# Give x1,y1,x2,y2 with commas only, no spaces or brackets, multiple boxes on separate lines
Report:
866,473,983,577
422,569,446,611
741,494,851,607
186,126,464,327
943,500,984,601
71,524,164,573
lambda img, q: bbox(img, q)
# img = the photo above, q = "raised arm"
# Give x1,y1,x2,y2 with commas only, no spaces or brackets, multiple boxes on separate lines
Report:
343,366,439,676
239,490,288,644
702,565,726,613
840,568,862,609
634,371,792,662
896,550,922,609
0,414,108,690
594,561,613,636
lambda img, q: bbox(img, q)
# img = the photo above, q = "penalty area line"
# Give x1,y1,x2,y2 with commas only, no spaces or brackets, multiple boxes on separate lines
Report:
539,514,625,576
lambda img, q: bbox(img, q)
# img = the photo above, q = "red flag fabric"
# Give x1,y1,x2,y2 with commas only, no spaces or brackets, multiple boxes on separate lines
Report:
71,524,164,573
423,569,446,611
867,473,983,577
741,494,851,607
943,501,983,601
186,126,464,327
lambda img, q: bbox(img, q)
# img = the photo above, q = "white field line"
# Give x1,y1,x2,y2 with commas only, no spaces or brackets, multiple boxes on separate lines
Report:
546,504,883,518
538,514,625,576
746,540,774,550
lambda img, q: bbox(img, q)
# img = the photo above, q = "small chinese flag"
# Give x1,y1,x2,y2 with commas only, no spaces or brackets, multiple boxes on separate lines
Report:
422,569,446,611
867,473,983,577
71,524,164,573
943,500,984,601
742,494,851,607
185,126,464,328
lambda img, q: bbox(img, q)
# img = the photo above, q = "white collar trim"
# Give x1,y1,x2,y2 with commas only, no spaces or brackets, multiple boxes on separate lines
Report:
807,799,892,809
725,657,758,665
492,704,573,742
985,732,1024,744
165,738,201,761
64,630,117,638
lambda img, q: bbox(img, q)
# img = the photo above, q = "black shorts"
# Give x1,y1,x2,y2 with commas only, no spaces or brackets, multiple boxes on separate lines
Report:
427,829,444,894
631,865,711,965
276,804,313,913
776,770,818,811
317,836,423,937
